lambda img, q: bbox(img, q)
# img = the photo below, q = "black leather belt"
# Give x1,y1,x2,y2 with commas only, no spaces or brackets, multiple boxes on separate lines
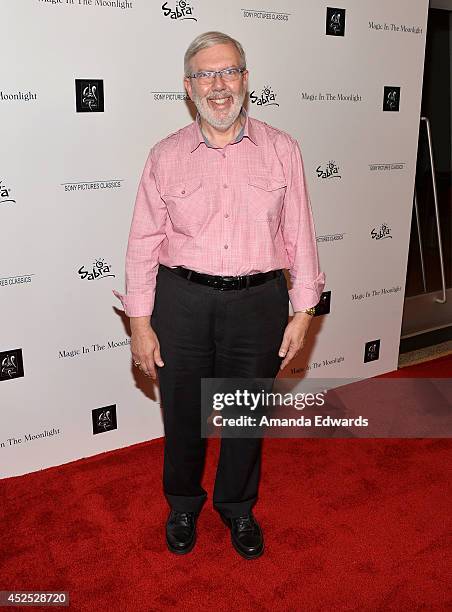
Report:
162,264,282,291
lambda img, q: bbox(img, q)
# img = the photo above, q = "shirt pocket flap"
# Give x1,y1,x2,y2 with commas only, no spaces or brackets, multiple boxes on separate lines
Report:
248,174,287,191
162,177,202,198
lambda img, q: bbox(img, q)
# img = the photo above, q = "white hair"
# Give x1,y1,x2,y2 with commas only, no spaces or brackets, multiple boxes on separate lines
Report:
184,31,246,76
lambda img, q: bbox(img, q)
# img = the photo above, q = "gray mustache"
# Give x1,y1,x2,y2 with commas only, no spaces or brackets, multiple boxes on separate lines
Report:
207,93,233,100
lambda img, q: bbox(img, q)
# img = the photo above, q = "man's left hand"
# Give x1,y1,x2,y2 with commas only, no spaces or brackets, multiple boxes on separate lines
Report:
278,312,314,370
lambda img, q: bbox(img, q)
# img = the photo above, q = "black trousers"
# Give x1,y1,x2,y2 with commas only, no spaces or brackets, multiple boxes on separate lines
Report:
151,264,289,518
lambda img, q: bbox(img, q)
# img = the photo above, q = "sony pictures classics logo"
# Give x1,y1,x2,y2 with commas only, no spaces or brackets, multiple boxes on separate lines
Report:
78,258,115,281
383,86,400,111
326,7,346,36
0,179,16,205
249,86,279,107
371,223,392,240
162,0,196,21
369,162,405,172
316,161,341,179
75,79,105,113
317,232,345,243
0,349,24,381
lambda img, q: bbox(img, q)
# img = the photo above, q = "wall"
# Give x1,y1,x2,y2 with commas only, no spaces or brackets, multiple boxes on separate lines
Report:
1,0,429,478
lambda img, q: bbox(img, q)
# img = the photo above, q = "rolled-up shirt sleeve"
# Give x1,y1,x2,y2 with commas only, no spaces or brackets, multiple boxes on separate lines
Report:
281,139,326,311
112,148,167,317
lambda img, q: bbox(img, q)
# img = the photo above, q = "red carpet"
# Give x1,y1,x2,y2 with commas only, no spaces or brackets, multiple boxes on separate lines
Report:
1,356,451,611
381,353,452,378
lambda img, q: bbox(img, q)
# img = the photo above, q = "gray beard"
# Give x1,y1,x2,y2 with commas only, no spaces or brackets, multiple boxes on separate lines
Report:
192,88,246,131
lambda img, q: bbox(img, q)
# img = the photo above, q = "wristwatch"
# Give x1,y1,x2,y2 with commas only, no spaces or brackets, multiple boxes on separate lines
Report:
296,307,316,316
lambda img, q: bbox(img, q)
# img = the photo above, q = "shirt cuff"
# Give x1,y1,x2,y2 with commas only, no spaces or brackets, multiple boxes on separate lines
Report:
288,271,326,312
112,289,153,318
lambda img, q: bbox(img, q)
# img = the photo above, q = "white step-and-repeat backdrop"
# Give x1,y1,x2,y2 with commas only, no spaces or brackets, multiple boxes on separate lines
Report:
1,0,428,478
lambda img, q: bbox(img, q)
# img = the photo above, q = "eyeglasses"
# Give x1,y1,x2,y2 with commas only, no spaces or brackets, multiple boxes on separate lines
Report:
188,67,246,84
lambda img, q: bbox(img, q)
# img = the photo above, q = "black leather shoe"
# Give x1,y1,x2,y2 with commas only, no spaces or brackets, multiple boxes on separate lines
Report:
166,510,197,554
221,513,264,559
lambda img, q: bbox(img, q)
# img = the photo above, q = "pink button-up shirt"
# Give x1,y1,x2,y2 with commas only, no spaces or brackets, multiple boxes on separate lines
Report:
113,110,325,317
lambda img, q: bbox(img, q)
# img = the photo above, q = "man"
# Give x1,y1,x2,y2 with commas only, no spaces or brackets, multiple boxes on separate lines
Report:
113,31,325,559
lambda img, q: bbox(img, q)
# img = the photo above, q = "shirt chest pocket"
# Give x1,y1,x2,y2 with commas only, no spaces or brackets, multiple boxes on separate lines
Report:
161,177,205,230
247,174,287,222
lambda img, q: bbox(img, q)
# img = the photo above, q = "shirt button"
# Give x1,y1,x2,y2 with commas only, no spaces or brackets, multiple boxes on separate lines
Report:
223,184,228,188
224,244,229,249
224,213,229,218
181,190,185,194
222,153,226,158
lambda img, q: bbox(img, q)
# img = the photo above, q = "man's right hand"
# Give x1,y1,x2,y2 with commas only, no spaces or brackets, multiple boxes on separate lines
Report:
130,316,164,379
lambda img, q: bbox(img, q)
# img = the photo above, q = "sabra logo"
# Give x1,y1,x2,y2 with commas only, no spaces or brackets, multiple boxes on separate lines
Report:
249,86,279,107
78,258,115,281
371,223,392,240
316,161,341,179
161,0,196,21
0,179,16,205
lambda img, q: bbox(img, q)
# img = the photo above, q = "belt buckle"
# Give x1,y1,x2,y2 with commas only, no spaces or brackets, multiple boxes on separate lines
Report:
233,275,245,290
220,275,242,290
232,275,246,290
211,275,224,290
220,276,236,291
212,275,227,290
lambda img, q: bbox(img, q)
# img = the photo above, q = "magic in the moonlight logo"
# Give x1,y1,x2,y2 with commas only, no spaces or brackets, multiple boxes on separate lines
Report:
0,90,37,102
161,0,196,20
75,79,104,112
326,7,346,36
78,258,115,281
315,291,331,316
0,349,24,382
383,86,400,112
92,405,117,435
364,339,380,363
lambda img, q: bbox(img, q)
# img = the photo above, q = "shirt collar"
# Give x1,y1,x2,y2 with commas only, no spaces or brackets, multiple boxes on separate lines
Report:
190,107,258,152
